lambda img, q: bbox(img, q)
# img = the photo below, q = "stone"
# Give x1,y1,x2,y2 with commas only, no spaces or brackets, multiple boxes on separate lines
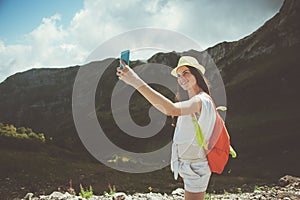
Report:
146,192,163,200
279,175,300,187
24,193,34,200
171,188,184,196
112,192,127,200
49,191,65,199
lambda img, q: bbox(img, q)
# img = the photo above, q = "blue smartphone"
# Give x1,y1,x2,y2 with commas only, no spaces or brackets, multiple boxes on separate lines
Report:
120,50,130,69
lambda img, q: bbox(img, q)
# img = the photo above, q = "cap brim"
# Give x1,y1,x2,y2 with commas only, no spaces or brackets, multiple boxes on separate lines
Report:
171,64,205,77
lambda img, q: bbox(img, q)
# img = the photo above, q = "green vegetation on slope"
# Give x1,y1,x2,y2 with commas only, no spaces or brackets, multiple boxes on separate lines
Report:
0,122,46,151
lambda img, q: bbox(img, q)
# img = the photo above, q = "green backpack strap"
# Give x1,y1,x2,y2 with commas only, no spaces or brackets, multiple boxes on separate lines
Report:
230,145,237,158
191,114,208,150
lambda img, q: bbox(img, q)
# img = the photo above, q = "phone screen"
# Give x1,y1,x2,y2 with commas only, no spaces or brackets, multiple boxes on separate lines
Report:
120,50,130,69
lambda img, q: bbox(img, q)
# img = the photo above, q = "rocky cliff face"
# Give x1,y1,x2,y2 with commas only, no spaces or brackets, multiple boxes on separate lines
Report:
0,0,299,183
204,0,300,93
207,0,300,67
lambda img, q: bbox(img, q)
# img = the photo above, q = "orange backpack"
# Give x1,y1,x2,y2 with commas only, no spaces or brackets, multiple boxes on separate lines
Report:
192,99,236,174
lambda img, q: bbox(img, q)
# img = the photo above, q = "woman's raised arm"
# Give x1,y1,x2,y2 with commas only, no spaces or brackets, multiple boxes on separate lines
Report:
116,62,202,116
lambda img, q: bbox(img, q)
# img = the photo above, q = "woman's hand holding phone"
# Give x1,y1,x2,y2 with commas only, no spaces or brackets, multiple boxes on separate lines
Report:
117,60,145,89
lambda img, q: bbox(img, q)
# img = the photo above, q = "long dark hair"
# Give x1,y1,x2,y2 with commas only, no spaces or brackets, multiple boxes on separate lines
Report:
177,66,210,101
171,66,210,127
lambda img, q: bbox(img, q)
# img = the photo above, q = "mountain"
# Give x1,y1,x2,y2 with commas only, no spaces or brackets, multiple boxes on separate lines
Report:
0,0,299,194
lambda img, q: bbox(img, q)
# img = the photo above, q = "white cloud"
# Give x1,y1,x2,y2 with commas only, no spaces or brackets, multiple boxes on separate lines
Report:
0,41,31,81
0,13,86,82
0,0,283,82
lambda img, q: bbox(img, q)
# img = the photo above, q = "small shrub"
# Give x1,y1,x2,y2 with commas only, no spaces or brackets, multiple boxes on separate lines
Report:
16,133,29,139
108,184,116,195
79,184,93,199
237,187,242,194
38,133,46,143
67,179,76,196
205,193,211,200
254,185,261,191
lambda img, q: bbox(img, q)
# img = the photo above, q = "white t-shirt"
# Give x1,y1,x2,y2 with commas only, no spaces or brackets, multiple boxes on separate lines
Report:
173,92,216,159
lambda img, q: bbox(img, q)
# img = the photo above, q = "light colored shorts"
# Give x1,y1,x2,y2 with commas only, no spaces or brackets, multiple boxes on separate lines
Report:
178,159,211,193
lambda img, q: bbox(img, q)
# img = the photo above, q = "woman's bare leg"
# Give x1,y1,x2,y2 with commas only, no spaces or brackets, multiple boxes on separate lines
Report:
184,190,205,200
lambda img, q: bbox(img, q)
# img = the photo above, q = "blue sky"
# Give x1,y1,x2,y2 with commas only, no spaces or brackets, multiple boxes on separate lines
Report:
0,0,284,83
0,0,82,44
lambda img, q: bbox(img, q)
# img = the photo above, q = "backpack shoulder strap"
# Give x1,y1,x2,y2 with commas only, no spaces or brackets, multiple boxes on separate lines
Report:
191,113,208,150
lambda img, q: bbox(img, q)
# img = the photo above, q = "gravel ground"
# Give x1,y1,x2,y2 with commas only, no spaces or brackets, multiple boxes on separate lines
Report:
18,175,300,200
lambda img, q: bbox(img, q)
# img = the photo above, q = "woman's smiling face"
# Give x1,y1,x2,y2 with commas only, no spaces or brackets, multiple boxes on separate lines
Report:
176,66,197,91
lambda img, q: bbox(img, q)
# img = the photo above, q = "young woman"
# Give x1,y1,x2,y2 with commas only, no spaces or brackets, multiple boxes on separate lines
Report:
116,56,216,200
